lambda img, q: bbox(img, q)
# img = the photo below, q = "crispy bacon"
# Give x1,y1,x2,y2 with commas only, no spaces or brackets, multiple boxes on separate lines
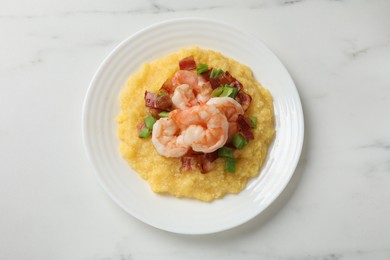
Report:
145,91,157,107
237,114,254,140
199,157,214,173
181,156,198,171
147,107,161,118
180,150,219,173
235,91,252,111
204,150,218,162
221,71,243,91
218,71,234,86
159,78,176,95
209,78,220,89
199,69,212,82
179,56,196,71
208,71,243,91
156,94,173,110
144,91,173,110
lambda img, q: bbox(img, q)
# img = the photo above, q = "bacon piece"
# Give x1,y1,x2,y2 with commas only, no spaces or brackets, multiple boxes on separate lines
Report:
235,92,252,111
198,152,218,173
180,156,198,171
179,56,196,71
220,71,243,91
209,78,220,89
199,157,214,173
156,94,173,110
160,79,176,95
218,71,234,86
237,114,254,140
199,69,212,82
144,91,173,110
180,150,219,173
147,108,161,118
208,71,243,91
203,150,218,162
144,91,157,107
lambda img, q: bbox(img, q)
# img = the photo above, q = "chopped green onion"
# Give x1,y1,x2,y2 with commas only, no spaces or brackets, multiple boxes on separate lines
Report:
196,63,209,75
144,115,156,129
159,91,167,96
220,85,238,98
249,116,257,129
158,111,170,118
218,146,234,158
139,115,156,138
211,86,224,97
230,87,238,98
225,158,237,173
211,85,238,98
220,85,233,97
210,68,224,79
139,127,151,138
231,133,248,149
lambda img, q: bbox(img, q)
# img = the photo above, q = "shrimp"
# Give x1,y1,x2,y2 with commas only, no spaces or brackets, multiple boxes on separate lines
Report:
171,70,213,109
172,70,198,88
206,97,244,141
195,81,213,104
170,104,228,153
171,84,198,110
151,118,189,158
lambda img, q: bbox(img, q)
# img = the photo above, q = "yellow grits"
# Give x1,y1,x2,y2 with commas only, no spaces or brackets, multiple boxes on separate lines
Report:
117,46,275,202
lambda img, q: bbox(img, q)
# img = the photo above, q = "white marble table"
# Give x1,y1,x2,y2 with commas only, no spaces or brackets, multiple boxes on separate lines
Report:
1,0,390,259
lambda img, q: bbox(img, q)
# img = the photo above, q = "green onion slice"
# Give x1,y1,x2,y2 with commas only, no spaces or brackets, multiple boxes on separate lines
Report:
220,85,238,98
218,146,234,158
159,91,167,96
225,158,237,173
249,116,257,129
211,86,224,97
231,133,248,150
158,111,170,118
196,63,209,75
139,127,151,138
210,68,224,79
144,115,157,129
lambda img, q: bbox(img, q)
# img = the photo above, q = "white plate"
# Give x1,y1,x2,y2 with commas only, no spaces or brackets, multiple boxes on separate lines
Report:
83,18,304,235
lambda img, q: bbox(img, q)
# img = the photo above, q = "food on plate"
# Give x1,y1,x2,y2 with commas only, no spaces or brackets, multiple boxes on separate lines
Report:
117,47,275,202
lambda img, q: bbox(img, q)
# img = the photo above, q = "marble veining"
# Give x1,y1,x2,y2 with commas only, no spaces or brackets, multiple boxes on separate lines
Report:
344,38,390,59
0,0,349,19
357,139,390,151
95,249,390,260
282,0,305,5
